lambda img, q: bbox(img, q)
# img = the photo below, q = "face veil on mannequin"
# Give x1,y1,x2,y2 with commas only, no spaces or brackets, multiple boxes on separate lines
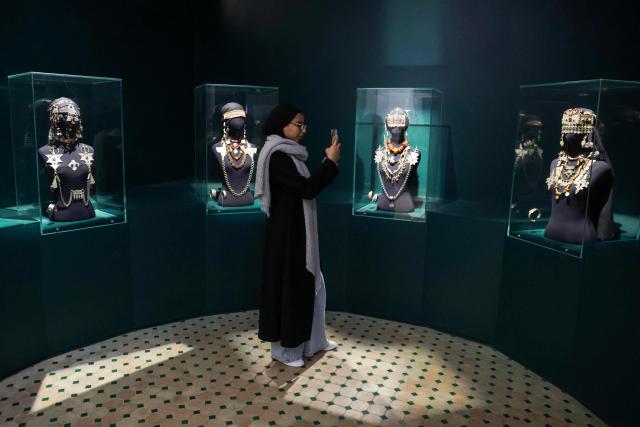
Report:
48,97,84,147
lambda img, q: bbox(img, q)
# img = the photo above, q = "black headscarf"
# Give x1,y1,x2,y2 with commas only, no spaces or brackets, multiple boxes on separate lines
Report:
561,108,615,240
262,103,302,137
591,126,616,240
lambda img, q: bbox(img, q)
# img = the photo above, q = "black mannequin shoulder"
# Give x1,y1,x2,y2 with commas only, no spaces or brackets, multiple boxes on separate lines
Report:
37,144,50,156
591,160,613,180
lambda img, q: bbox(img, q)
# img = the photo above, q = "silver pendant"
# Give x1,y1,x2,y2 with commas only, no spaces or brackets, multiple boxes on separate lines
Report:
79,151,94,167
71,189,85,201
389,200,395,208
68,159,79,171
46,153,63,171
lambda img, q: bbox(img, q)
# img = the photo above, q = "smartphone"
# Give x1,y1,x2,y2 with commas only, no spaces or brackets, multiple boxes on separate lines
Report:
330,128,338,140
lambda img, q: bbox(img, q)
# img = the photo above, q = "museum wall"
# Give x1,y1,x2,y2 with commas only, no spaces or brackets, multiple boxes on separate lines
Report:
1,1,639,425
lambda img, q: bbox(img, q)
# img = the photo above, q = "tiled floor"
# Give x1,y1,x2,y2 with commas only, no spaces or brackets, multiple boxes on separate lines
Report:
0,311,604,427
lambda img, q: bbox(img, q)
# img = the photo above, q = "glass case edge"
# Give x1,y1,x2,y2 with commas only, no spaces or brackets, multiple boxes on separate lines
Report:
8,71,122,82
199,83,278,90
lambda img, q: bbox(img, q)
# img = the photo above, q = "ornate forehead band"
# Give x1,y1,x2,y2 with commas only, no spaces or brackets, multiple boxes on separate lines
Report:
385,107,410,128
561,108,596,134
49,97,82,122
223,109,246,121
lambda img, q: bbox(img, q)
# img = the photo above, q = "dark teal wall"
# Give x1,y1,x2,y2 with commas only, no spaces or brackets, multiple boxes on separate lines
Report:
1,2,639,426
0,185,348,379
0,0,196,201
497,238,640,427
195,0,640,205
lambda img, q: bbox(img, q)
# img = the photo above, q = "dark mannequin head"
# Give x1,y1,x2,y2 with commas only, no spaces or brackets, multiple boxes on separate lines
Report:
561,133,589,156
220,102,247,141
388,127,405,138
226,117,246,140
520,114,542,140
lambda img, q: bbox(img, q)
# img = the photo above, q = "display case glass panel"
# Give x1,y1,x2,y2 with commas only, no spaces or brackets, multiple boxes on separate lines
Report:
194,84,278,215
352,88,444,222
508,79,640,257
3,72,126,234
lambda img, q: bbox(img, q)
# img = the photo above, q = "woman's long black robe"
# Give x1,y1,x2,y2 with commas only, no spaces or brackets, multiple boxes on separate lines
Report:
258,152,339,347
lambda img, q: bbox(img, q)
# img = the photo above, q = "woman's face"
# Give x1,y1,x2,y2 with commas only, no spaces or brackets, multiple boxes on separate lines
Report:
283,113,306,143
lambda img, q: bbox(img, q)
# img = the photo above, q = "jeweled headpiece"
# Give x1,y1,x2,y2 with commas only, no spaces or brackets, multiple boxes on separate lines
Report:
561,108,596,135
48,97,83,145
223,108,246,121
385,107,409,130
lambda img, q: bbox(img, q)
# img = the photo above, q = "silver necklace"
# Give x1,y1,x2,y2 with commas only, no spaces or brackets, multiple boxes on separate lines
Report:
382,149,409,182
374,146,419,208
46,144,95,210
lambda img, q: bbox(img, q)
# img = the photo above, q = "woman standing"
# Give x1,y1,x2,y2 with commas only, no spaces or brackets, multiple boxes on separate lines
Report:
255,104,341,367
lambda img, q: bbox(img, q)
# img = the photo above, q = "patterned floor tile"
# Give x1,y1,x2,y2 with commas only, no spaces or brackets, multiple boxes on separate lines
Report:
0,310,605,426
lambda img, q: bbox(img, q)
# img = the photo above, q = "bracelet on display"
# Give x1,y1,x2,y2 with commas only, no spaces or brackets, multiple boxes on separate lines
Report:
528,208,542,221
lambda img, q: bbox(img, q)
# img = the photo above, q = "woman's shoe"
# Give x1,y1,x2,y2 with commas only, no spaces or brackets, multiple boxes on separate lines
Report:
273,357,304,368
323,340,338,351
282,358,304,368
304,340,338,358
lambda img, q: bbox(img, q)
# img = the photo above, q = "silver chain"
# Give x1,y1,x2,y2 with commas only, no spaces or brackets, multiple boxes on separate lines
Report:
48,144,94,208
381,149,409,183
377,156,413,201
55,176,91,207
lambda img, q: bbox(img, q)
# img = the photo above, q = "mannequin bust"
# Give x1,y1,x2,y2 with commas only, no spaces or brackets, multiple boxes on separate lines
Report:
544,108,613,243
38,97,96,221
211,103,257,207
373,107,421,213
514,116,544,190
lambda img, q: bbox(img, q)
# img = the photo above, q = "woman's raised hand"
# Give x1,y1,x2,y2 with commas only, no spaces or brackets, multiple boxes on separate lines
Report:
325,133,341,163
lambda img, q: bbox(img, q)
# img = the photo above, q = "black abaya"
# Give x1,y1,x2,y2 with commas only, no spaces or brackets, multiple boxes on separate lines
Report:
258,151,339,347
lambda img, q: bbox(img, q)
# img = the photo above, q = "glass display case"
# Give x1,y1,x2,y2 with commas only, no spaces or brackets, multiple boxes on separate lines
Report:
508,79,640,257
194,84,278,215
352,87,444,222
2,72,126,234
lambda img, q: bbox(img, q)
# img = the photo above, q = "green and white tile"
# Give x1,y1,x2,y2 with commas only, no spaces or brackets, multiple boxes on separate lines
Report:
0,311,605,426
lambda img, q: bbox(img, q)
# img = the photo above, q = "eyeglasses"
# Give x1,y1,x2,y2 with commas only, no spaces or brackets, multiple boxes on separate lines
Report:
289,121,307,132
